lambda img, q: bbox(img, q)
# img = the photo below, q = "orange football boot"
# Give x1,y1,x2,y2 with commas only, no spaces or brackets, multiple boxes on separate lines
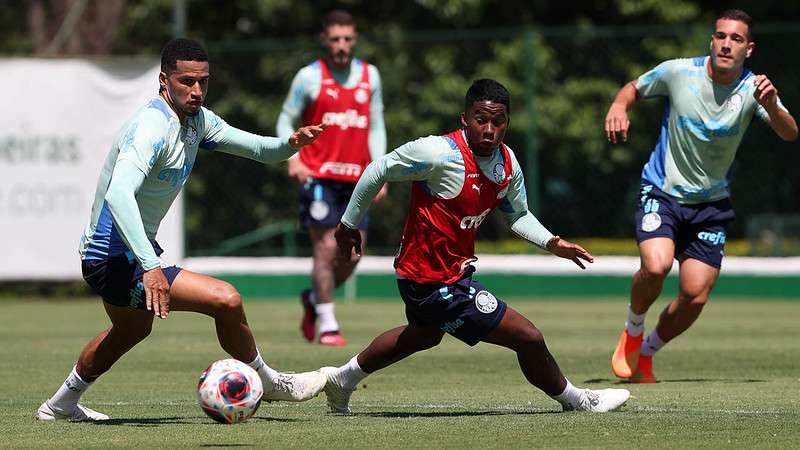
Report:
612,329,643,378
319,331,346,347
630,354,657,383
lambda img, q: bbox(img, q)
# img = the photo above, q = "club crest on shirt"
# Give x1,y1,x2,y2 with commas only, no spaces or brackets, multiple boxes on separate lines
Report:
725,93,743,113
641,212,662,232
475,290,498,314
185,126,198,145
492,162,505,183
354,88,369,104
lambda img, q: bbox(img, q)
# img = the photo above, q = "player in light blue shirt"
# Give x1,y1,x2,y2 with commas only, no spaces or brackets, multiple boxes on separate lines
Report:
605,10,798,383
37,39,329,422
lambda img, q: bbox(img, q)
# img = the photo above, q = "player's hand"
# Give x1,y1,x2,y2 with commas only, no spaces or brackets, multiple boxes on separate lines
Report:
605,103,630,144
373,184,388,203
289,123,328,150
753,74,779,111
545,236,594,270
287,155,312,184
143,267,170,319
334,223,362,262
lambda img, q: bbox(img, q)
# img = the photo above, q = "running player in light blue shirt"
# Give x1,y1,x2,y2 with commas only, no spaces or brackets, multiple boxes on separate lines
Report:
36,39,329,422
605,10,798,384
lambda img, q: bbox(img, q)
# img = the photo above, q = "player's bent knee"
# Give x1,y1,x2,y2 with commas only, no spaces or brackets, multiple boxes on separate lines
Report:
641,262,672,280
518,326,545,347
678,292,710,308
210,284,243,313
219,291,243,312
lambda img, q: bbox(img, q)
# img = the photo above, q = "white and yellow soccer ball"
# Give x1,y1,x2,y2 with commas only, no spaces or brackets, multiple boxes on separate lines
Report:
197,359,263,424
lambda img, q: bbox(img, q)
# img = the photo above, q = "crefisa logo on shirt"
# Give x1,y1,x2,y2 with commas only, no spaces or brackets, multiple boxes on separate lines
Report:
725,94,743,113
460,208,491,230
321,109,368,130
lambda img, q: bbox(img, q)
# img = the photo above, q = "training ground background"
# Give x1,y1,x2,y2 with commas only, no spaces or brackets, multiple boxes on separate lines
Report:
1,296,797,449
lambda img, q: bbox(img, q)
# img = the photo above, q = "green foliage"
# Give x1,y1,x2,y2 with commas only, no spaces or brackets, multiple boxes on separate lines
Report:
2,1,799,255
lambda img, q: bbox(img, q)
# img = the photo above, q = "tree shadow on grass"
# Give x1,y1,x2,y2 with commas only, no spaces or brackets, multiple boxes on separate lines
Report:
353,409,558,418
583,378,766,384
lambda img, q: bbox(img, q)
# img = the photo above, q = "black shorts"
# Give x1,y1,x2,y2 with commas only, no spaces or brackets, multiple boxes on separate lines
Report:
397,269,507,346
635,182,736,268
82,254,182,309
299,177,369,229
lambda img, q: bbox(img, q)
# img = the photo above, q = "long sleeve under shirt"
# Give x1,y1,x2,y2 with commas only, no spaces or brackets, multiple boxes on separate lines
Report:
341,132,554,248
79,97,296,270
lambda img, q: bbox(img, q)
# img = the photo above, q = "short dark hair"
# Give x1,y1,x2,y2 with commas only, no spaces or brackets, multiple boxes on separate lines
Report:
717,9,753,40
322,9,355,31
465,79,510,112
160,38,208,73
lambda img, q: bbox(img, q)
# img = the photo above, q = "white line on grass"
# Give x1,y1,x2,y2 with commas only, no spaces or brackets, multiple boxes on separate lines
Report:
85,401,793,416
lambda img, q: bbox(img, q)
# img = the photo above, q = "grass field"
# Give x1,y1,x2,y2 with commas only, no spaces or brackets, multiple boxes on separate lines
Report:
1,296,798,449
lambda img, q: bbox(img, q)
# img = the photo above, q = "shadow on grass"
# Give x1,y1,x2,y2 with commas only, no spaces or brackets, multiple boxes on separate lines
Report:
354,409,558,418
91,416,301,427
198,445,254,448
247,416,303,423
583,378,766,384
91,416,193,426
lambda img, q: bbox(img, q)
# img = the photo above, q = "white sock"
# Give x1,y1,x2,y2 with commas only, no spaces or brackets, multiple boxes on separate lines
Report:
625,305,646,337
315,302,340,334
337,355,369,390
640,330,666,356
246,350,280,391
48,365,91,413
551,378,584,408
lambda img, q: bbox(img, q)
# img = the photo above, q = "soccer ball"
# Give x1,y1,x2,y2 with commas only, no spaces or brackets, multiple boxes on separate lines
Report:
197,359,263,424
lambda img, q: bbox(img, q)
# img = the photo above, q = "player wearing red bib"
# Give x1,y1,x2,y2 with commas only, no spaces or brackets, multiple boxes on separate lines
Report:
317,79,631,413
277,10,387,346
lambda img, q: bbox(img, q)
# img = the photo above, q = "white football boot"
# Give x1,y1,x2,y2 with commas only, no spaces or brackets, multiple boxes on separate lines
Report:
36,400,109,422
262,371,327,402
562,388,630,412
319,366,356,414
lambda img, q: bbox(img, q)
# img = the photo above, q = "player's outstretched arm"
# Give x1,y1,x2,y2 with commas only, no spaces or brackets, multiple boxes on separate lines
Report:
545,236,594,270
754,74,799,141
288,124,327,149
203,108,327,163
605,80,639,144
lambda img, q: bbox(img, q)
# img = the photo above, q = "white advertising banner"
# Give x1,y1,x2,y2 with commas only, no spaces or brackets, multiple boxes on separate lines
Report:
0,58,183,280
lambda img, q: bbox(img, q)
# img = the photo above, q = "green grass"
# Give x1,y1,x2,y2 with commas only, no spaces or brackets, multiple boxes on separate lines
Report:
1,297,798,449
